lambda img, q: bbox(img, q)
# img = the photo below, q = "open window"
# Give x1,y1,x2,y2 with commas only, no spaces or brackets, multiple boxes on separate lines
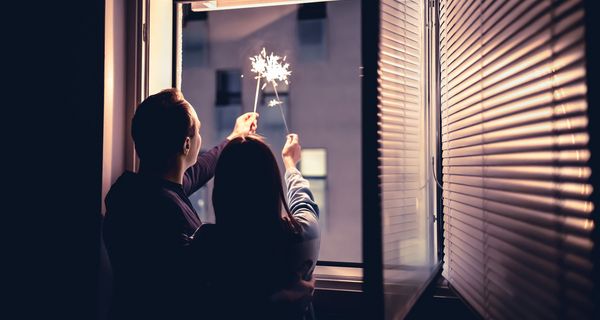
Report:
128,0,441,318
105,0,600,319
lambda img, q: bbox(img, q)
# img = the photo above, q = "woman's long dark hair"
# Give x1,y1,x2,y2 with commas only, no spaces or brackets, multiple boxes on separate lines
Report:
212,135,302,238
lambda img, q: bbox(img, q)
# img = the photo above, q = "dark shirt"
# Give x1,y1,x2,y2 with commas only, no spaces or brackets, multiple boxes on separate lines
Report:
103,140,227,320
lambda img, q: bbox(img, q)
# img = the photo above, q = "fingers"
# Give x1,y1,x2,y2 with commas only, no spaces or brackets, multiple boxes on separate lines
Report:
243,112,259,121
238,112,259,134
286,133,299,144
247,113,258,128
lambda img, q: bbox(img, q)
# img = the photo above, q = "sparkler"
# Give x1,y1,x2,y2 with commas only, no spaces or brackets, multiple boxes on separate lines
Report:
249,47,291,133
268,99,283,107
250,48,267,114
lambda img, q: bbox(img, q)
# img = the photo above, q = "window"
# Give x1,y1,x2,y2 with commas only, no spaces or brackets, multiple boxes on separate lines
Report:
297,3,327,61
215,69,242,141
379,0,434,269
377,0,439,318
300,148,327,230
180,0,363,264
216,69,241,106
182,6,208,67
298,2,327,20
186,70,243,223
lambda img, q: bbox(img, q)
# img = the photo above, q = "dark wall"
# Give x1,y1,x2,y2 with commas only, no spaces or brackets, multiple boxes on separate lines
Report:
584,0,600,315
7,1,105,319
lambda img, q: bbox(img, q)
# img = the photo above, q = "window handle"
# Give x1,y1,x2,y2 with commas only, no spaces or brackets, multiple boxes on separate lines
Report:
431,156,443,189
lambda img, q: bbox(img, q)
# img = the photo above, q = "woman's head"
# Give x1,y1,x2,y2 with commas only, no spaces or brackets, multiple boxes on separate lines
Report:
212,135,299,235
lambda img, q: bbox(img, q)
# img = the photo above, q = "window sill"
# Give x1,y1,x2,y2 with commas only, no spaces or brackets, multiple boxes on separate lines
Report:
314,265,363,292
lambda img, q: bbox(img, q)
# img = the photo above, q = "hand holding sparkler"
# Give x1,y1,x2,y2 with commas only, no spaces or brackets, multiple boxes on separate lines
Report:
282,133,301,170
227,112,259,140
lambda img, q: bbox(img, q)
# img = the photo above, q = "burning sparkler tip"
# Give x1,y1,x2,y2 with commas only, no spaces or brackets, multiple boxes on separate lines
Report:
268,99,283,107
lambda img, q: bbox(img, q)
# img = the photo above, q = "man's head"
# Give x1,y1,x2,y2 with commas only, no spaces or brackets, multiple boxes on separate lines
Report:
132,88,201,170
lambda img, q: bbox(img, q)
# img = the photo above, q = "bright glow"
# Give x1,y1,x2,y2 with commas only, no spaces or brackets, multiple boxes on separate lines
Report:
268,99,282,107
250,48,268,77
249,47,291,133
249,47,291,85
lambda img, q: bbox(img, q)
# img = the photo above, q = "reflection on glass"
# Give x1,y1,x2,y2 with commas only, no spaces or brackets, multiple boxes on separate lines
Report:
380,0,439,319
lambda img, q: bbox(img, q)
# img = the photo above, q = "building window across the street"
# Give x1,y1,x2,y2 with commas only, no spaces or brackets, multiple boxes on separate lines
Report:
215,69,242,141
300,148,327,230
297,3,327,61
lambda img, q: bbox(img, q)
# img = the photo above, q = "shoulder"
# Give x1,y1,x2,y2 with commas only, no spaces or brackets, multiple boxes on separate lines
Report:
155,188,182,205
116,188,188,228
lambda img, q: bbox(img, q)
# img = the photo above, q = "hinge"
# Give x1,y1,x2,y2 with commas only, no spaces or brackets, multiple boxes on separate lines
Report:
429,0,436,8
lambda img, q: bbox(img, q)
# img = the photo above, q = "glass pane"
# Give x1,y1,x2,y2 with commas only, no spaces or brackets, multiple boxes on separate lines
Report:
216,105,240,141
182,20,208,67
379,0,439,318
259,93,289,152
181,0,362,263
188,184,213,223
306,178,327,230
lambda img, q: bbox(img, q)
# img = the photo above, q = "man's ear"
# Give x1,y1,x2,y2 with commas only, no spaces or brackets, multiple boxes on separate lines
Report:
183,137,191,155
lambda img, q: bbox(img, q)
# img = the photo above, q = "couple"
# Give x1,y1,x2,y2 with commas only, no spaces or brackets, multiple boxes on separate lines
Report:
103,89,320,319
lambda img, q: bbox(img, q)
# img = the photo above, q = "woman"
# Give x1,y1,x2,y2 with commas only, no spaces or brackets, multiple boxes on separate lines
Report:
200,133,320,319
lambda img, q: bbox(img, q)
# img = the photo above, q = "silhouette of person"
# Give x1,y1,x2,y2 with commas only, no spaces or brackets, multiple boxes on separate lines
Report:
102,88,258,319
198,133,320,319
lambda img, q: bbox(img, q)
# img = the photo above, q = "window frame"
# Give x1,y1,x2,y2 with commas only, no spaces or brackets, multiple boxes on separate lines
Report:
131,0,444,315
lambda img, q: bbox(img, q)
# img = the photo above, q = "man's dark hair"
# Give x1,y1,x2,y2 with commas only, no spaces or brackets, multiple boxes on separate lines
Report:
132,88,197,167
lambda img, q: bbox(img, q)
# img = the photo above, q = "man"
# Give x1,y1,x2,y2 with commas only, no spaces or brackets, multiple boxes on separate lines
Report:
102,88,258,319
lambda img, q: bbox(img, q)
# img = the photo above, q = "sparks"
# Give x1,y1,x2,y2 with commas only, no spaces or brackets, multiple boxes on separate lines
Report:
249,48,268,79
248,47,292,133
249,47,292,84
268,99,283,107
264,53,291,85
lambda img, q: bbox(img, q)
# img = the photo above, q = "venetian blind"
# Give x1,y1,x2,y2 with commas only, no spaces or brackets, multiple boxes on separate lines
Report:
439,0,594,319
379,0,429,268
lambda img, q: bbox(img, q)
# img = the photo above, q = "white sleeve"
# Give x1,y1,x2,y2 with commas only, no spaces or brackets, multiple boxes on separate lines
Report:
285,167,320,240
285,167,321,278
